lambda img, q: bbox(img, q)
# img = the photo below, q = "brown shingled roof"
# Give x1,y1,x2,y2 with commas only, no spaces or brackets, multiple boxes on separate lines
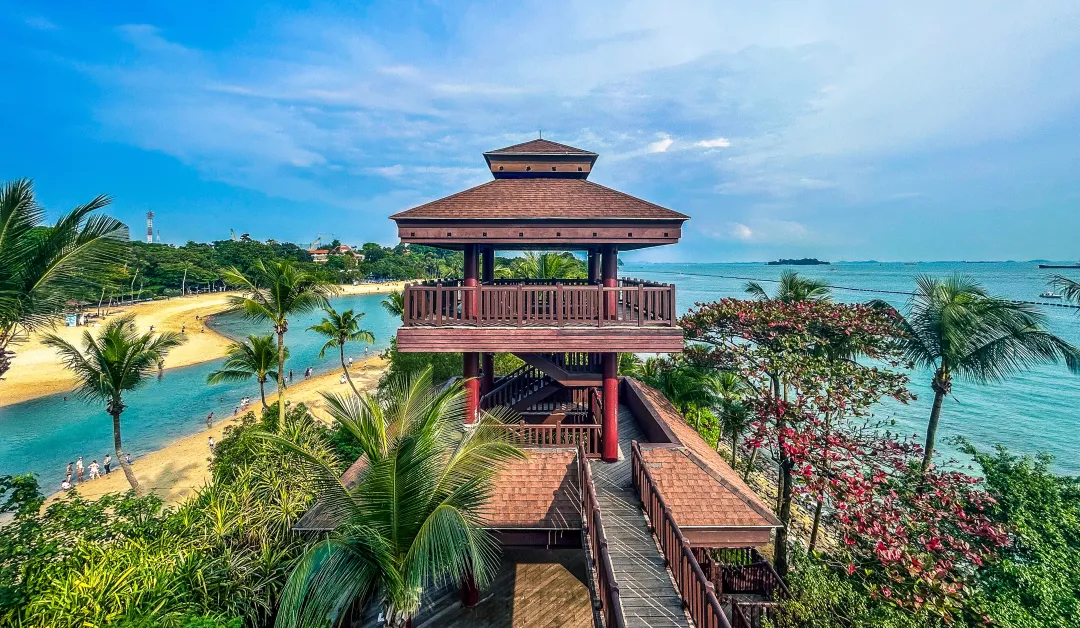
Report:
627,378,781,529
486,139,595,155
390,178,689,221
480,449,581,529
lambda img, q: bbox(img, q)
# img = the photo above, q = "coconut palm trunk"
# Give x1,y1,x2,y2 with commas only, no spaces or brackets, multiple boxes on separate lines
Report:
276,323,288,425
258,376,269,408
339,343,359,396
109,402,139,492
922,365,950,472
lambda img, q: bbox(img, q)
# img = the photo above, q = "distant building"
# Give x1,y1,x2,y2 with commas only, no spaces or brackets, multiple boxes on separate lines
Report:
308,249,329,263
329,244,364,261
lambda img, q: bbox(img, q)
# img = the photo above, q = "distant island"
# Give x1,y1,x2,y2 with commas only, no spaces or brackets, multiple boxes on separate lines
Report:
1037,263,1080,269
767,258,831,266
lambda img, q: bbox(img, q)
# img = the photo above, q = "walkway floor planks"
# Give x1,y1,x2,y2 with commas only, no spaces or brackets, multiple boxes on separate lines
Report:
589,406,692,628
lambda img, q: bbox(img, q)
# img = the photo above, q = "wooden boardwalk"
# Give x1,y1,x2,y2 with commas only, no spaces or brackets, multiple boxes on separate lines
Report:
590,407,691,628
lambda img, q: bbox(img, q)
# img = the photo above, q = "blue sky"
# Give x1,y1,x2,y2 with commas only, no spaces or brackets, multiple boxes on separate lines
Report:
2,1,1079,262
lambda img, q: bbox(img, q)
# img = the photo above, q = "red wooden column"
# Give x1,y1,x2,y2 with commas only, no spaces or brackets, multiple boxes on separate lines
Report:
601,244,618,320
462,569,480,607
464,243,479,319
479,248,495,398
463,352,479,425
601,351,619,462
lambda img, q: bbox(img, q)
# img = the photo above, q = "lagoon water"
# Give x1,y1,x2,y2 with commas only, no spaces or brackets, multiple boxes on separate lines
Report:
0,293,400,490
2,263,1079,491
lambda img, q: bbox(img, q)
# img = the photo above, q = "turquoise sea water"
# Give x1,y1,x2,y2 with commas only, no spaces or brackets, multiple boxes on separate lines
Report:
2,263,1079,491
0,293,400,491
625,261,1080,475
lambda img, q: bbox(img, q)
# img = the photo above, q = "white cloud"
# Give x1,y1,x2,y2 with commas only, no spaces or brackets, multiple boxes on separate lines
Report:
647,135,674,153
729,223,753,240
695,137,731,148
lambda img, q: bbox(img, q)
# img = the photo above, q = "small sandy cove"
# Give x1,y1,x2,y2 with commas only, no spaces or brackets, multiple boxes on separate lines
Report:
0,282,404,408
49,356,388,506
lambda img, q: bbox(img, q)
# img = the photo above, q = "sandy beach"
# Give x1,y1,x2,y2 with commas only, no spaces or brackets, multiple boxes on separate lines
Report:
0,281,404,408
51,355,388,506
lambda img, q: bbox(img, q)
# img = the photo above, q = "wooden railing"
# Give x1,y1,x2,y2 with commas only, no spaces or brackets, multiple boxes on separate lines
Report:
578,443,626,628
631,442,733,628
493,421,602,457
402,279,676,328
699,548,789,628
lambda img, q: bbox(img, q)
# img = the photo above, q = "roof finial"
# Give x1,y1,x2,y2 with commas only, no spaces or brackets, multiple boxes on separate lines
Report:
538,128,542,139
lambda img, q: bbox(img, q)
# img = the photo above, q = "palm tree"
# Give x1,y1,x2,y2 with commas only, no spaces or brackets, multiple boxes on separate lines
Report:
0,178,128,379
207,334,286,409
744,269,831,303
309,306,375,396
381,290,404,319
262,367,524,628
43,315,184,493
1050,274,1080,305
719,398,751,468
885,274,1080,472
509,251,584,280
222,260,337,426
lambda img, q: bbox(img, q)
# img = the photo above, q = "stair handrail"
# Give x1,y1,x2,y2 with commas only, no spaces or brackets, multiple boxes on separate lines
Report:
578,443,627,628
631,441,733,628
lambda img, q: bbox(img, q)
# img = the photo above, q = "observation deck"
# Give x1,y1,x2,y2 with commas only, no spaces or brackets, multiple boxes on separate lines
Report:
397,277,683,353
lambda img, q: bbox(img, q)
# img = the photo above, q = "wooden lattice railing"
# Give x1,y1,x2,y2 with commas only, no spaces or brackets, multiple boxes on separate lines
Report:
631,442,733,628
579,443,626,628
402,279,676,328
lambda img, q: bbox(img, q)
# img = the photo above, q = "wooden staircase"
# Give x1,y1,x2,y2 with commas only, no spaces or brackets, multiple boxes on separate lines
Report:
514,352,603,386
481,359,597,421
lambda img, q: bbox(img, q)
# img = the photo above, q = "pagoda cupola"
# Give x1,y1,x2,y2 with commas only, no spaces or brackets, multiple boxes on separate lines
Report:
483,138,599,179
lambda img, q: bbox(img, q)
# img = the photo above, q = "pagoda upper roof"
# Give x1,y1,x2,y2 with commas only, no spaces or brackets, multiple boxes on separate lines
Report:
485,138,597,156
389,177,688,221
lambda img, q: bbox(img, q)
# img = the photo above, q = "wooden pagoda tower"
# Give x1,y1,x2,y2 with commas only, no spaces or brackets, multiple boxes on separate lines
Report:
391,138,687,462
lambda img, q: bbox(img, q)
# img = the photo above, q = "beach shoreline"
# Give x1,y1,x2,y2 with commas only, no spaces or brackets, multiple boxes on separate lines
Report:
0,281,404,408
45,355,388,506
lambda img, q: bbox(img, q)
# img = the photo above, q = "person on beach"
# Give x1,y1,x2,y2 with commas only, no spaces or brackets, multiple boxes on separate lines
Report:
75,457,84,482
60,478,72,491
103,454,111,475
206,411,214,428
208,437,215,454
348,356,354,367
340,373,347,385
289,369,294,381
234,405,239,415
89,460,100,480
66,461,74,479
181,323,186,333
125,453,132,466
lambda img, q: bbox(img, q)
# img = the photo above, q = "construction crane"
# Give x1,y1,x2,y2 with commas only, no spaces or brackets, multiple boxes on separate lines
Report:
146,211,154,244
308,234,334,250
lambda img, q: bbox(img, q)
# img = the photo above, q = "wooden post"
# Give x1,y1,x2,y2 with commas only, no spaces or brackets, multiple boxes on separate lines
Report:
464,243,478,321
463,353,479,424
601,352,618,462
482,246,495,283
587,248,600,282
481,352,495,397
462,569,480,607
602,244,617,322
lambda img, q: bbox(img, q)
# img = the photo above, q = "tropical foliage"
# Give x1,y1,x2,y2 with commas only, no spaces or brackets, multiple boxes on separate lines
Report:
500,251,586,279
879,274,1080,471
745,269,831,303
207,334,286,408
0,178,128,379
0,403,340,627
43,315,185,493
263,368,524,628
223,260,337,426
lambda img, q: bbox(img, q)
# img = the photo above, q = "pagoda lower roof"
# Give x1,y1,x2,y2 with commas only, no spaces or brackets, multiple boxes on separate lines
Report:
390,178,688,222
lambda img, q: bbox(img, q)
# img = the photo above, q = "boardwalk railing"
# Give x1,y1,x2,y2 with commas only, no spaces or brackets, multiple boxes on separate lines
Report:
631,442,733,628
402,279,676,328
579,443,627,628
490,421,602,457
480,364,547,409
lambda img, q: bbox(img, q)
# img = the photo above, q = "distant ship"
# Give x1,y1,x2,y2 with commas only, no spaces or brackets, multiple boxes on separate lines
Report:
1040,291,1065,299
1038,263,1080,269
767,258,830,266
